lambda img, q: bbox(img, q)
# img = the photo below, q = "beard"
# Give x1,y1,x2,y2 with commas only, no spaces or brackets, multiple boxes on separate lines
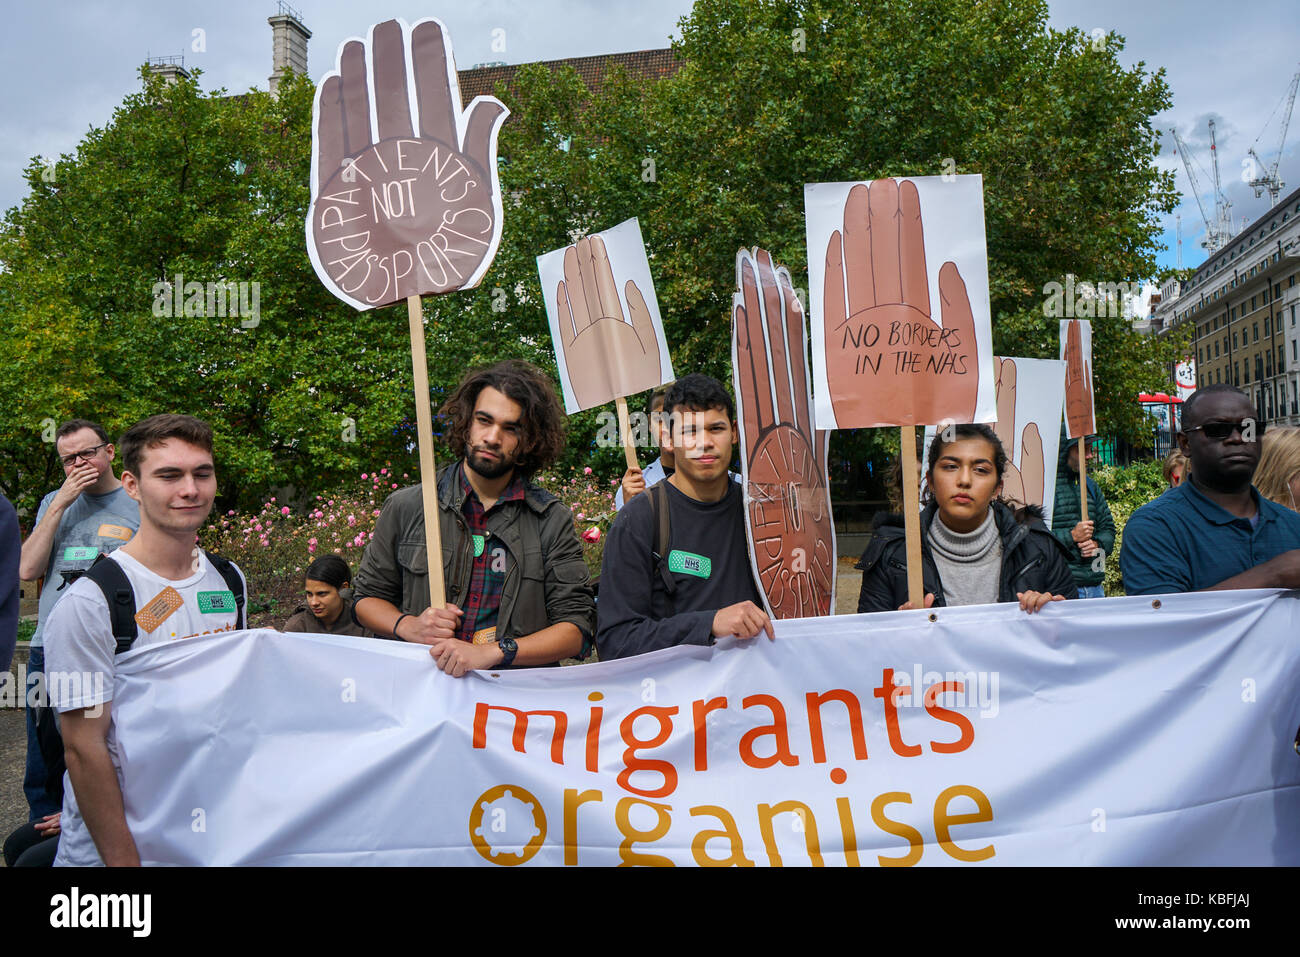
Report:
466,446,515,480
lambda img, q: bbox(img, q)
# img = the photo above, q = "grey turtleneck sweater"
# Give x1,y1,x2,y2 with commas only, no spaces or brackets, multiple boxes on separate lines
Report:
928,510,1002,607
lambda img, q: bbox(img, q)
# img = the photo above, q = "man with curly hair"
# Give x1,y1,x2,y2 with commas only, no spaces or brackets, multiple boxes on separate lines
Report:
354,360,595,675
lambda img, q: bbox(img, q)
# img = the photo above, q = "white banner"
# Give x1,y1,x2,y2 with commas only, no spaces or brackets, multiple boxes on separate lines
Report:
111,591,1300,865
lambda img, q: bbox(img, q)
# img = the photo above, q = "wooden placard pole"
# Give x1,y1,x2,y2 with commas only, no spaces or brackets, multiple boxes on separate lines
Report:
900,425,925,609
615,396,639,471
1078,437,1088,522
407,294,447,609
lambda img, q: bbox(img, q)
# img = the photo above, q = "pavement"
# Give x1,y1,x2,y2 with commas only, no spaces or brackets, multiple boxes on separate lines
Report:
1,709,28,862
0,560,868,862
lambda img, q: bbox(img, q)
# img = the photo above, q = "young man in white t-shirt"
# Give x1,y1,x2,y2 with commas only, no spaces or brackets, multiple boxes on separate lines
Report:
43,414,245,866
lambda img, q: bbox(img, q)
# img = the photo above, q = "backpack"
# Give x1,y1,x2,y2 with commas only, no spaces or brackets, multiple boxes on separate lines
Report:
83,551,246,654
647,482,677,615
33,551,245,809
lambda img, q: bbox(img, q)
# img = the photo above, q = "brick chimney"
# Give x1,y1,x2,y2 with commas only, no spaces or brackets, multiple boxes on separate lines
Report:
268,2,311,94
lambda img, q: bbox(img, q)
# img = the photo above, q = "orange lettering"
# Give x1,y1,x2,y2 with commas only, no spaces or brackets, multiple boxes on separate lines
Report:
934,785,995,862
874,669,922,757
692,696,728,771
563,787,602,867
615,798,674,867
870,792,923,867
739,694,799,769
618,705,679,798
924,682,975,754
757,801,823,866
689,805,755,867
805,689,868,763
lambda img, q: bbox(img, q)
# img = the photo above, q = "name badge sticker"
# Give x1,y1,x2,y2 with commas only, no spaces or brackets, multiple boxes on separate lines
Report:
62,546,98,562
135,587,184,633
667,550,712,579
96,524,134,542
197,590,236,614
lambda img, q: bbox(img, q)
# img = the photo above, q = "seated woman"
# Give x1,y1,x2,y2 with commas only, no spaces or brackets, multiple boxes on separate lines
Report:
857,423,1076,613
284,555,373,636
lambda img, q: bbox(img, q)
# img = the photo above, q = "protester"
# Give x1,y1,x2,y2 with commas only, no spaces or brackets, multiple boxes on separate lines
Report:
596,374,772,659
616,387,671,510
18,419,140,825
283,555,373,636
1252,426,1300,511
1121,385,1300,594
353,360,595,674
857,423,1075,613
1162,448,1188,488
616,385,739,509
44,414,246,866
1,493,18,672
1049,426,1116,599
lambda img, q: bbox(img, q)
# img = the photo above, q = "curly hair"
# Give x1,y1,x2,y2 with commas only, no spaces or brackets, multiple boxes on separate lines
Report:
439,360,567,477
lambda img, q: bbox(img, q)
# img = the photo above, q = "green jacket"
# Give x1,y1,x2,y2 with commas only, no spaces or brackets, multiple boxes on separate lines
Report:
353,464,596,651
1050,430,1116,587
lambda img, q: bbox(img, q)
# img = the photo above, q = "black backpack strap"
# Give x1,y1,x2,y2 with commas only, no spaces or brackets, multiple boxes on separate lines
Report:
648,482,676,615
206,553,247,630
83,555,139,654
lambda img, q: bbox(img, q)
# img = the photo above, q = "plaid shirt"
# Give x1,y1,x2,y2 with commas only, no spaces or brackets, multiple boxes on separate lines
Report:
454,468,526,644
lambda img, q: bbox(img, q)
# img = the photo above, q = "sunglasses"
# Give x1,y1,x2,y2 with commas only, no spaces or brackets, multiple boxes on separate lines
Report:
1184,419,1264,441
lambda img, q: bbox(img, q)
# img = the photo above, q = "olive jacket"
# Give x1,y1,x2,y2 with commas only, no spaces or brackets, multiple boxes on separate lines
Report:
352,463,596,652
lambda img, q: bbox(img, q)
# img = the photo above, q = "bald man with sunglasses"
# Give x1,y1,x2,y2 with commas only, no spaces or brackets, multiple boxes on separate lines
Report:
1121,385,1300,595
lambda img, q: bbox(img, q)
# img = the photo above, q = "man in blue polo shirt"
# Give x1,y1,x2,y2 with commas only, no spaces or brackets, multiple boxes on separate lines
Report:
1121,385,1300,594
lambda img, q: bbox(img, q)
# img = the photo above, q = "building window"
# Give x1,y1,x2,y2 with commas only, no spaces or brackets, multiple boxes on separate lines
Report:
1265,317,1271,336
1234,332,1239,348
1216,341,1221,357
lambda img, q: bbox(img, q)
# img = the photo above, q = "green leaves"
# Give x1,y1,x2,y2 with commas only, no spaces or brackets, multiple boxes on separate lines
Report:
0,2,1180,517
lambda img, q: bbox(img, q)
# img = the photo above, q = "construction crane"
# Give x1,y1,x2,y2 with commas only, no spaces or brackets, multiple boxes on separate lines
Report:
1207,120,1235,246
1173,126,1233,253
1247,63,1300,207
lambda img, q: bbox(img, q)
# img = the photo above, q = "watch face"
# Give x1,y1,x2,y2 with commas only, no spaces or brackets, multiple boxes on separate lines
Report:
499,637,518,654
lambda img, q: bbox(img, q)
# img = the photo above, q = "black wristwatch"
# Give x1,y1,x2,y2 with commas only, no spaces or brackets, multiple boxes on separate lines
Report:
496,636,518,667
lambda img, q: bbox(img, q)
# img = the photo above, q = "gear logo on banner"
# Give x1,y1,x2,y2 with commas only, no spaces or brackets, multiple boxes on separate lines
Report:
468,785,547,865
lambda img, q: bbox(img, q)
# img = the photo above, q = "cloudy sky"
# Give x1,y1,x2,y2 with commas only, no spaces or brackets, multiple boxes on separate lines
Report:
2,0,1296,275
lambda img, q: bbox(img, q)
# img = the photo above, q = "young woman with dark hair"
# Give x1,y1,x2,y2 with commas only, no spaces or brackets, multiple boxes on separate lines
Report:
857,423,1076,613
284,554,373,636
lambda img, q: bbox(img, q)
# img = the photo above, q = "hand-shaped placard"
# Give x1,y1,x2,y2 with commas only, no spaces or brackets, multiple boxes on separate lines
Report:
1061,319,1096,438
539,217,673,414
994,358,1045,510
307,18,509,310
733,248,836,619
806,176,995,429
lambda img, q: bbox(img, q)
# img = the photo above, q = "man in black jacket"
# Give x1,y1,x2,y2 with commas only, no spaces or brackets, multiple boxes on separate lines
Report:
596,375,772,659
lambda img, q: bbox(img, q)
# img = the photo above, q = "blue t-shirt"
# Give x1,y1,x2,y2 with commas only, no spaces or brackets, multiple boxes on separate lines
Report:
31,486,140,648
1120,479,1300,595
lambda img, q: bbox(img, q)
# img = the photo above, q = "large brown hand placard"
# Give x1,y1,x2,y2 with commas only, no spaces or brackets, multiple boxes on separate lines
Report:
734,248,835,619
994,358,1046,509
308,18,508,310
1062,319,1096,438
554,236,661,410
823,178,979,427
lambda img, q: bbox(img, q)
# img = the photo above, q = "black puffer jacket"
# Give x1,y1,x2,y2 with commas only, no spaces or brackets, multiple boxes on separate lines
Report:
856,500,1077,613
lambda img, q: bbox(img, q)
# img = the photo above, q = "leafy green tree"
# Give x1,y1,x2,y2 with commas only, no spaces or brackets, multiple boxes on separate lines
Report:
1,1,1185,518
